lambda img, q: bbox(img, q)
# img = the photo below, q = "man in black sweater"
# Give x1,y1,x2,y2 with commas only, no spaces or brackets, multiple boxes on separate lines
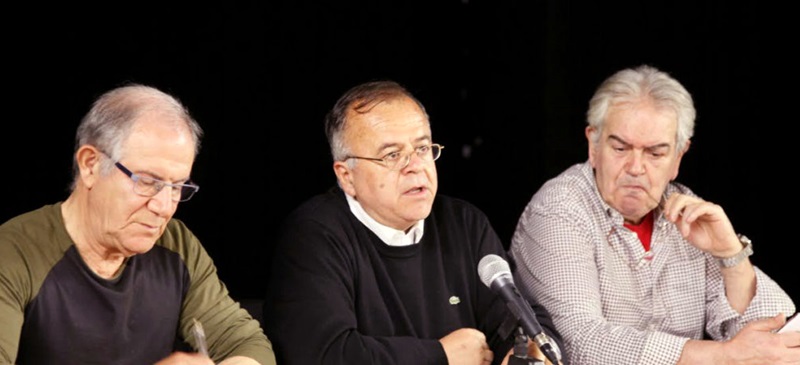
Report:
264,80,563,365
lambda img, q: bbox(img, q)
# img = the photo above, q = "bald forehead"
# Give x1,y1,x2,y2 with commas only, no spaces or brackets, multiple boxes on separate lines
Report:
342,96,431,153
345,96,428,130
348,94,420,115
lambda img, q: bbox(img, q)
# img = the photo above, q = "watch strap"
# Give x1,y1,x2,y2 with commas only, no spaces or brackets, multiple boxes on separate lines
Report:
715,234,753,268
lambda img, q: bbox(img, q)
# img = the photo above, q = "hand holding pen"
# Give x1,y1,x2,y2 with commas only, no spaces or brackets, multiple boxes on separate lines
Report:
149,319,215,364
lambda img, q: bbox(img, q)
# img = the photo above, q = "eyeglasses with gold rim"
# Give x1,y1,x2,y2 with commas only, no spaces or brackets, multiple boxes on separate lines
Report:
343,143,444,171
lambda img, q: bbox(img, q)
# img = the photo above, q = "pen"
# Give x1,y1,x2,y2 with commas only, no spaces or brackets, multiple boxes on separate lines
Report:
192,318,209,357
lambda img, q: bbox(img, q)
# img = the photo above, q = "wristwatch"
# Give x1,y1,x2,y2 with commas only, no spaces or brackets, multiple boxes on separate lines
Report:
715,234,753,268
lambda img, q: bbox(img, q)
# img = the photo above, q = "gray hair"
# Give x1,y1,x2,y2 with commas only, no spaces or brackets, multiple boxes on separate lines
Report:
586,65,695,153
70,84,203,190
324,80,429,162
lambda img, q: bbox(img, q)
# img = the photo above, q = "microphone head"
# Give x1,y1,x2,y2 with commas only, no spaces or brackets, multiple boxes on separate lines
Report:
477,254,512,288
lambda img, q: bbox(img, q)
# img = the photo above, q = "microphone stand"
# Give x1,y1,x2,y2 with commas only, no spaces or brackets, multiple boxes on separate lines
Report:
508,327,545,365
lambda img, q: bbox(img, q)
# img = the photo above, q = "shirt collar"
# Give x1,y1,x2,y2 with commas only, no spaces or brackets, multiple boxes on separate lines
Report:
345,193,425,246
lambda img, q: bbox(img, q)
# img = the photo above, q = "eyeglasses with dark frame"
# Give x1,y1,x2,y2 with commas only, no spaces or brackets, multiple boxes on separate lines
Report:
343,143,444,171
114,161,200,202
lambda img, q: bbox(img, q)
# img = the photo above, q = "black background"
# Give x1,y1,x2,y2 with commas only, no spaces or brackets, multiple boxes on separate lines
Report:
3,2,796,303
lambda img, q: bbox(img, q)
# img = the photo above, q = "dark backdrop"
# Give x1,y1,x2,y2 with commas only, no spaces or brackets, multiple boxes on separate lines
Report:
3,2,796,303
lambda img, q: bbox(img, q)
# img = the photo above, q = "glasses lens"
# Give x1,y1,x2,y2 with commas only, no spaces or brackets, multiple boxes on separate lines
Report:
389,155,408,171
179,185,199,202
134,176,161,197
431,144,443,161
179,186,196,202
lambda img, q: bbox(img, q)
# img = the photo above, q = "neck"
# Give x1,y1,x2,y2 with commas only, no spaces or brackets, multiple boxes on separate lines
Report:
61,193,127,279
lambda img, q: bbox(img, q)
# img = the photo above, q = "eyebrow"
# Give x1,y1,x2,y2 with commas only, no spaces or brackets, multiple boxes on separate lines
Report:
375,136,432,152
132,167,191,184
607,134,671,151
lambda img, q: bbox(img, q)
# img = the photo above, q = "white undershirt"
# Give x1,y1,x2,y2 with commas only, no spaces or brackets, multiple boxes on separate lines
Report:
345,193,424,247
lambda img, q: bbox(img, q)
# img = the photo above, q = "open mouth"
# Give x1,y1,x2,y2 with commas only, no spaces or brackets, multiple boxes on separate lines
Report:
405,186,426,194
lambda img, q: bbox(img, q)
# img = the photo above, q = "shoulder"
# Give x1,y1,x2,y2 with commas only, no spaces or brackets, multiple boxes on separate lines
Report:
277,187,359,243
1,203,71,263
433,194,483,212
428,195,502,250
156,218,204,260
1,203,62,235
0,204,71,306
275,187,358,252
431,194,492,224
512,162,605,245
160,218,199,245
666,181,697,197
528,162,598,213
285,187,348,222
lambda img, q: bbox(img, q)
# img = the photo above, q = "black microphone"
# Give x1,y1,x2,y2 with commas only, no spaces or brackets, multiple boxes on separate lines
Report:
478,254,560,364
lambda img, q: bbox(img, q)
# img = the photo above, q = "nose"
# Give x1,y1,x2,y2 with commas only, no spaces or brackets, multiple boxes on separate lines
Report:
626,150,646,176
147,186,176,214
399,151,426,171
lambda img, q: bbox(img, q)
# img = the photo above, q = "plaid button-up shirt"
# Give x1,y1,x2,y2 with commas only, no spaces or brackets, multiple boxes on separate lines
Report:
509,162,796,364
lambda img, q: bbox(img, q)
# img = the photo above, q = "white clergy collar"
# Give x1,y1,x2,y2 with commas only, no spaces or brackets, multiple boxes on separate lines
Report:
345,193,424,247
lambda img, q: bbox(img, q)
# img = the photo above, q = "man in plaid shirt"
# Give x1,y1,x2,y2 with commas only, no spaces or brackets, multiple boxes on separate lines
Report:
509,65,799,364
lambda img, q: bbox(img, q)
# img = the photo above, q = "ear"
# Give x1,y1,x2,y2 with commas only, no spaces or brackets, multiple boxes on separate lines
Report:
333,161,357,197
670,139,691,180
585,126,598,167
75,145,103,189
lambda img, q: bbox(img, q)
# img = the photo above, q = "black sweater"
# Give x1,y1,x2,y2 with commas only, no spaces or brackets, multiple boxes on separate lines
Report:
264,187,562,364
